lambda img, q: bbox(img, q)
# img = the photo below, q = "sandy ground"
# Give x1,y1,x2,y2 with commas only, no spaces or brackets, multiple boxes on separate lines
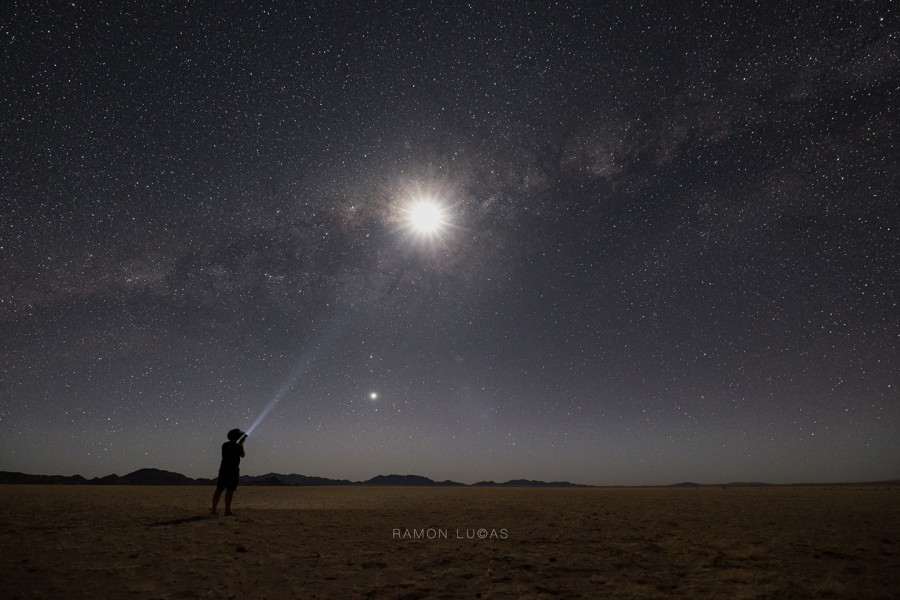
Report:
1,485,899,599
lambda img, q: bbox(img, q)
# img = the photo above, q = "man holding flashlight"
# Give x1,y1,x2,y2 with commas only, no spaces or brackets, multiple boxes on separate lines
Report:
211,428,247,516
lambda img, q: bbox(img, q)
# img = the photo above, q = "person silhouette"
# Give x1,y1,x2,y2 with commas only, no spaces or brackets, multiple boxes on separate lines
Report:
211,428,247,516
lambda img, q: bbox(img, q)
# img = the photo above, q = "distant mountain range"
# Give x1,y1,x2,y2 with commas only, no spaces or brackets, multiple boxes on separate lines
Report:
0,468,588,487
3,469,896,487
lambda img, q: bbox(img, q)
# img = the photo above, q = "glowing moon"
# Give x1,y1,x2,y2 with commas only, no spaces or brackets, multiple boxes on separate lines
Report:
395,186,455,244
406,200,447,236
369,392,378,400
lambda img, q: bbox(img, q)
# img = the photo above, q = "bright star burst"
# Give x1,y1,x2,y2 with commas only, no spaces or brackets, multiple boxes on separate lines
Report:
402,197,450,241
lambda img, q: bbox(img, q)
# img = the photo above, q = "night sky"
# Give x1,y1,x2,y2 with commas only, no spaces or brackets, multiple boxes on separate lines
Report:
2,1,897,486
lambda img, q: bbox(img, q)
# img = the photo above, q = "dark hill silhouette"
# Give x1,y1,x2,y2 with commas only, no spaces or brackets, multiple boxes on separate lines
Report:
241,472,354,486
473,479,588,487
363,474,464,486
0,471,89,485
249,476,288,486
93,474,122,484
89,469,203,485
119,468,199,485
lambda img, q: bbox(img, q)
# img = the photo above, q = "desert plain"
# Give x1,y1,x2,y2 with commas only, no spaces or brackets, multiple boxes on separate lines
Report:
1,484,898,598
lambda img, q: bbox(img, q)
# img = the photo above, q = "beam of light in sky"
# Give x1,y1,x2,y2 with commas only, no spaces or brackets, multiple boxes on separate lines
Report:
245,315,347,436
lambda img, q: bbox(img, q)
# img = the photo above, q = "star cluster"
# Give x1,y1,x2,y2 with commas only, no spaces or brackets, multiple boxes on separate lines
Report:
1,1,897,484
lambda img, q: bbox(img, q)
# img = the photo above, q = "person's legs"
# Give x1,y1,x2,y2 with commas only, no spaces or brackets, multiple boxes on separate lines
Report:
211,488,223,514
224,490,234,515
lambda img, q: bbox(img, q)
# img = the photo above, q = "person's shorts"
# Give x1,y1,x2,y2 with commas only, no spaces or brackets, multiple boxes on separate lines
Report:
216,468,240,491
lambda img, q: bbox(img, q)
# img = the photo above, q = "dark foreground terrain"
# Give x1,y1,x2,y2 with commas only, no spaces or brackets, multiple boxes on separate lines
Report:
1,485,898,598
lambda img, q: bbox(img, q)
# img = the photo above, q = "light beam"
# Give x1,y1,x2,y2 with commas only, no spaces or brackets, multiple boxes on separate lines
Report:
245,316,347,436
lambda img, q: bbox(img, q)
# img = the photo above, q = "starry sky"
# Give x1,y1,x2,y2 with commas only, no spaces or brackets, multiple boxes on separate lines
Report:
1,1,897,486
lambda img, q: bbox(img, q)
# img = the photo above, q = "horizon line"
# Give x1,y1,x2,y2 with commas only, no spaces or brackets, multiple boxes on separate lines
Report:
2,467,899,488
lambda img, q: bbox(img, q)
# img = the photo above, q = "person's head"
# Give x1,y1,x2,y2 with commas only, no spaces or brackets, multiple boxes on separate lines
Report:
227,428,243,442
